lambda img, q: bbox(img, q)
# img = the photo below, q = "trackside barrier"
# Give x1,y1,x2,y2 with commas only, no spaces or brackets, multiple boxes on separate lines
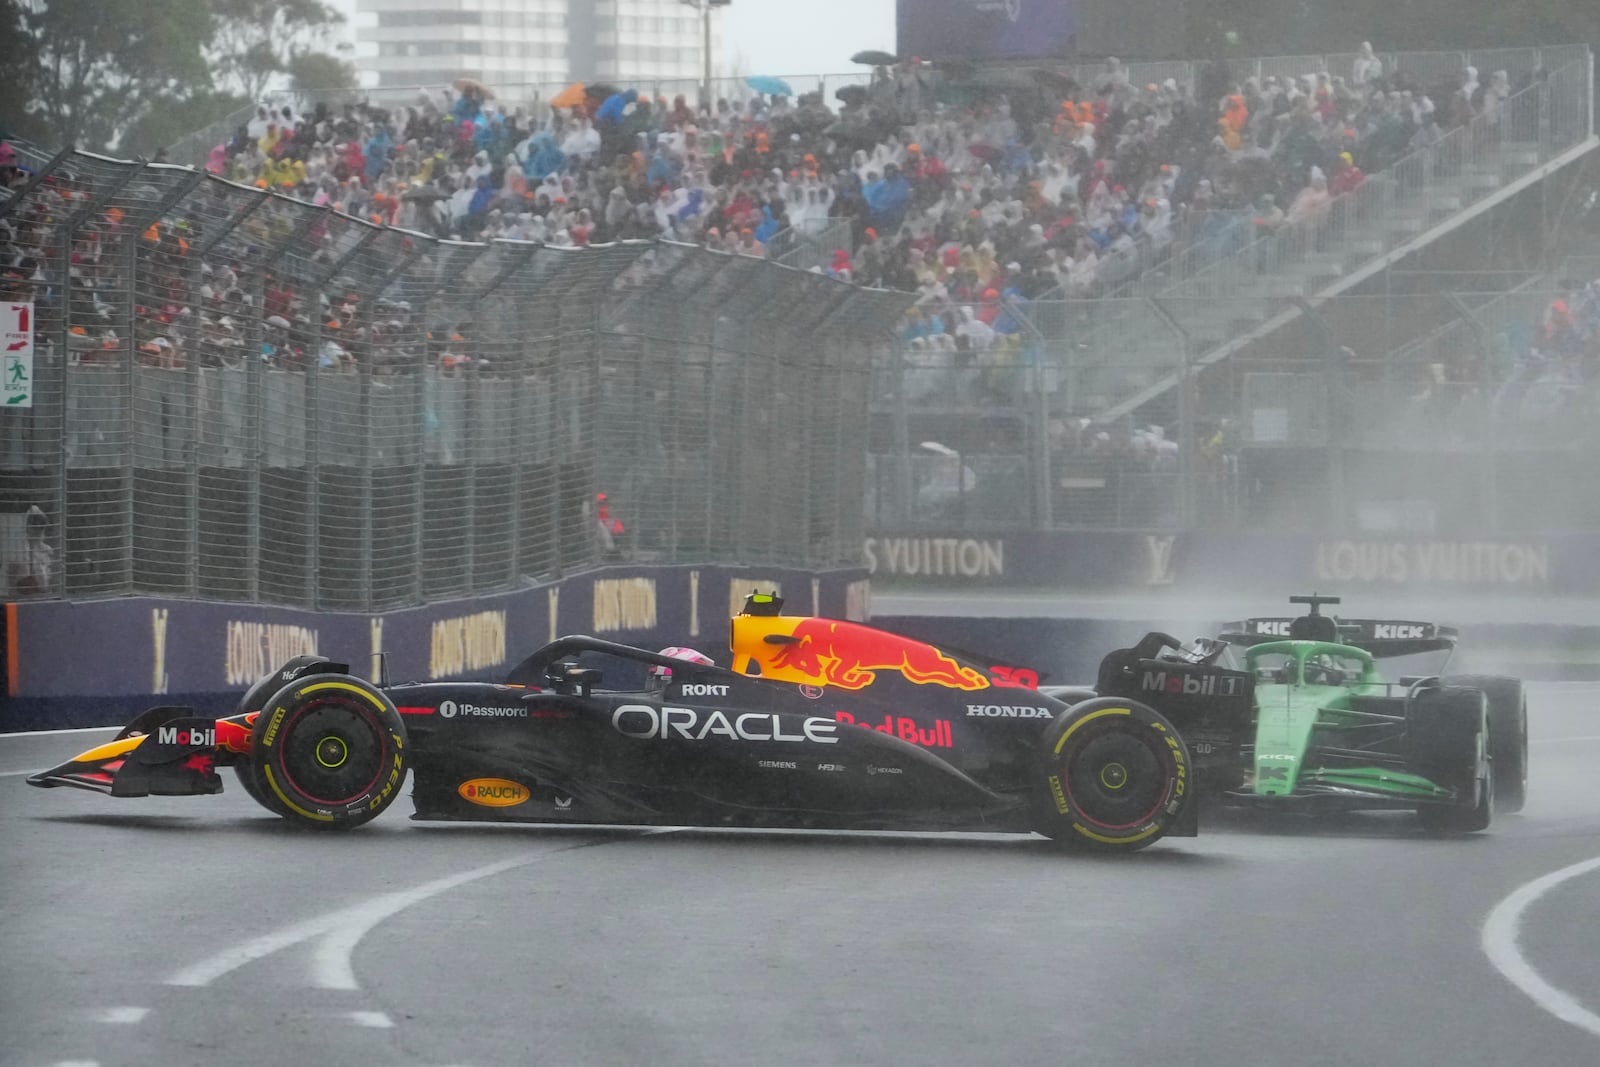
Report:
0,563,871,728
862,530,1600,595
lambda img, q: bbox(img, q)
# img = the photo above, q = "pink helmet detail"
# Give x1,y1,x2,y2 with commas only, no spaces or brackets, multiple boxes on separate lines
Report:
649,646,715,684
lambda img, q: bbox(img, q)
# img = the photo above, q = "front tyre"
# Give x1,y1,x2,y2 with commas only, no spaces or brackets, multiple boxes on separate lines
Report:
1033,698,1191,852
1443,674,1527,814
1418,771,1492,834
250,675,406,830
232,656,352,818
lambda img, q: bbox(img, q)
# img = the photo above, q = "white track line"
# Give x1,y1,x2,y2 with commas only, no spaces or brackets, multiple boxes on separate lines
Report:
169,854,532,988
87,1006,149,1024
171,831,678,990
0,768,41,777
1482,854,1600,1038
1531,737,1600,745
305,855,533,990
309,827,682,990
347,1011,394,1028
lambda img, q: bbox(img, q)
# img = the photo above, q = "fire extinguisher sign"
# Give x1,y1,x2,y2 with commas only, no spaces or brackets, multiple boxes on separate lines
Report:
3,301,34,408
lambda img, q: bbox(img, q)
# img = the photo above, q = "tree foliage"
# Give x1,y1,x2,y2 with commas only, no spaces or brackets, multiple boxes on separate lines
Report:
286,50,359,97
13,0,213,150
2,0,351,155
210,0,351,102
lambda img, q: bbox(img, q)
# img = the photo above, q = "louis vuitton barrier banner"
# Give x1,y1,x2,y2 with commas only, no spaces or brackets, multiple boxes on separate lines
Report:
3,566,872,703
865,532,1600,594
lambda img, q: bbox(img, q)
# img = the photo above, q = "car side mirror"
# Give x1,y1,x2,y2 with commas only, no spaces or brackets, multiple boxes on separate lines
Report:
546,663,602,695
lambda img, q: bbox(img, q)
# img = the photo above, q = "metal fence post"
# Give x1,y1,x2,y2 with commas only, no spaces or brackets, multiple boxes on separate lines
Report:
1146,296,1192,528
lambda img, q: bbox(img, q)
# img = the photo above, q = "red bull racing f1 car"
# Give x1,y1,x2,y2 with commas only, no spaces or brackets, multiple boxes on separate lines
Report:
30,594,1200,852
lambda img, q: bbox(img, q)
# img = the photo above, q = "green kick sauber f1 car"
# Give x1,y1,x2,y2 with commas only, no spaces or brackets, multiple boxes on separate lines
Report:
1079,595,1527,833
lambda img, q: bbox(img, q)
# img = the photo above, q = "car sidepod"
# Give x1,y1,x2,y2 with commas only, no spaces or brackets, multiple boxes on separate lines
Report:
394,683,1023,832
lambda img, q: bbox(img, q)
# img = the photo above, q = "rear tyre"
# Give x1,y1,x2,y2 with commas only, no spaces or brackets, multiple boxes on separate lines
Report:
250,674,406,830
1033,697,1191,852
1443,674,1527,814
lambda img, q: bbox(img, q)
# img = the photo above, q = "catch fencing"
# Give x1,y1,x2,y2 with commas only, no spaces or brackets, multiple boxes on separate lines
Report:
866,287,1600,536
0,143,912,606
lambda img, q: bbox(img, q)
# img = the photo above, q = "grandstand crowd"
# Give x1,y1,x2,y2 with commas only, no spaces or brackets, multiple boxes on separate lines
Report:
192,49,1526,298
0,47,1576,398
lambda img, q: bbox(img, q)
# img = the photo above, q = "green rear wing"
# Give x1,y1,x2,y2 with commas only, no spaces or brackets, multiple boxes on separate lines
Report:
1220,618,1458,658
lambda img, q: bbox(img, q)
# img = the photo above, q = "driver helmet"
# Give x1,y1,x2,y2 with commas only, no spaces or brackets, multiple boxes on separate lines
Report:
648,646,715,689
1304,653,1343,686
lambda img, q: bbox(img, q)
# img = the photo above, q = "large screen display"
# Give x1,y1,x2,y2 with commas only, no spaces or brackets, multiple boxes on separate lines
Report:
896,0,1077,62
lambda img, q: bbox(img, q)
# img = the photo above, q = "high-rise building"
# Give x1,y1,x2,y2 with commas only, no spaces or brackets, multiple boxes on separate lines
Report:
355,0,722,92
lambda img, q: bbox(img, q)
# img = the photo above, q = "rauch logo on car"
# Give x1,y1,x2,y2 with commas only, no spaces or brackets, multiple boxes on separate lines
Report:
458,778,530,807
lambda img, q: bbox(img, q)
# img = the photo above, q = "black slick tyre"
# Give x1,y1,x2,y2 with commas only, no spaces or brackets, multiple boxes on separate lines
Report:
1408,686,1492,834
234,762,287,817
1033,697,1190,852
230,656,349,817
1418,771,1493,834
1443,674,1527,814
250,674,406,830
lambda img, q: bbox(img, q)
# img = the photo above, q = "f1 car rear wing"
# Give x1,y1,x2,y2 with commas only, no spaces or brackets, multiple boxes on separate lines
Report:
1219,618,1458,658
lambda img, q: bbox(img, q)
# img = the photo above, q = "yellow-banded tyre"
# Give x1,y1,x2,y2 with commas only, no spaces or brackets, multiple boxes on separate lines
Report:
232,657,349,817
250,675,407,830
1033,698,1191,852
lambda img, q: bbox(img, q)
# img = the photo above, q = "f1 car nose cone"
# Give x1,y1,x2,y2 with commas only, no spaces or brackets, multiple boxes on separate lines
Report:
316,735,350,769
1099,762,1129,790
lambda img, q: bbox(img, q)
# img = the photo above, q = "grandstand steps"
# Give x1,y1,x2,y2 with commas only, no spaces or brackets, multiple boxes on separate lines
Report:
1501,142,1542,167
1461,165,1508,191
1425,190,1466,212
1083,128,1599,423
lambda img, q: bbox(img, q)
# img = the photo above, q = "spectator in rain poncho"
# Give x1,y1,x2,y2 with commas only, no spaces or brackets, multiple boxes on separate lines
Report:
501,155,527,201
1287,167,1332,225
754,205,782,246
864,163,911,232
451,90,484,124
364,127,393,182
560,117,601,162
646,145,677,186
1352,42,1383,87
519,131,565,180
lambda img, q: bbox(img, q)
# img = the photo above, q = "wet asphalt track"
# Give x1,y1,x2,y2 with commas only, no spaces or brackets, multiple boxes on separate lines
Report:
3,683,1600,1067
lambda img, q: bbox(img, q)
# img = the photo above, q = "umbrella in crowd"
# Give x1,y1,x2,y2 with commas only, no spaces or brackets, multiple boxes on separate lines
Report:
834,84,868,105
401,185,449,202
850,50,898,66
549,82,586,110
745,75,794,97
452,78,495,99
596,89,638,123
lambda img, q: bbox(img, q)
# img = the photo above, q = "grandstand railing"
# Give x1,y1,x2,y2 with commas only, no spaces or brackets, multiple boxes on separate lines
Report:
770,217,855,273
0,142,912,605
